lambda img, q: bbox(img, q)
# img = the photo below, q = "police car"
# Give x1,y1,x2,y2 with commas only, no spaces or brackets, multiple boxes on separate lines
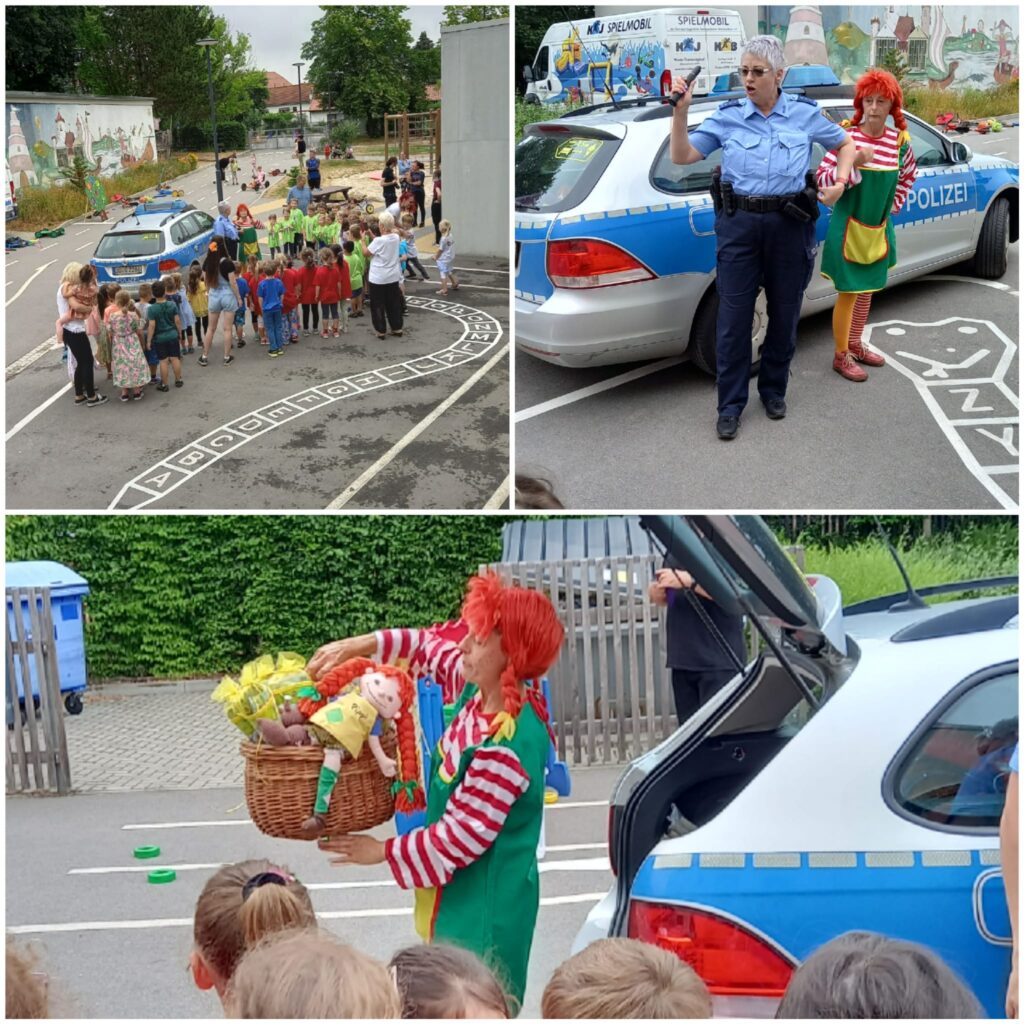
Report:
572,514,1018,1018
515,92,1019,368
90,198,216,296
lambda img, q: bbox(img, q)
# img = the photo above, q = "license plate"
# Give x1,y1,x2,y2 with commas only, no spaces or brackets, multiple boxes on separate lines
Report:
114,265,145,277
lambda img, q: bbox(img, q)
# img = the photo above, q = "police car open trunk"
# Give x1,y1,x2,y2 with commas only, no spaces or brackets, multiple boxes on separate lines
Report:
604,516,858,1012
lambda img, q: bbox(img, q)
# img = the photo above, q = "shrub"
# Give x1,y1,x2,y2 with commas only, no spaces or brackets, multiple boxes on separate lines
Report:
515,97,572,140
904,79,1019,124
327,118,362,153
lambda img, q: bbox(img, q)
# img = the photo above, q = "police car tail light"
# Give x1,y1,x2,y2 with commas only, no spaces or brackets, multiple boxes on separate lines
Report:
158,258,180,272
628,901,793,998
547,240,655,289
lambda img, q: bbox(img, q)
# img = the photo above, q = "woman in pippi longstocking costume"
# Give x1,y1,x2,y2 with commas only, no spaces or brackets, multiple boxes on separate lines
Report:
317,572,564,1012
816,68,918,382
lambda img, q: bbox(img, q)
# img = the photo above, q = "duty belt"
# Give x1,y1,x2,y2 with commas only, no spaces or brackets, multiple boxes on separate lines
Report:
734,193,791,213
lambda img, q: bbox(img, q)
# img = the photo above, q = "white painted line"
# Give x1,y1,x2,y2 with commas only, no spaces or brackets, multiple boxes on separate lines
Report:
547,842,608,852
69,862,226,875
75,241,95,252
516,356,685,422
484,475,510,509
325,342,509,509
7,259,19,265
74,228,90,236
546,799,608,810
451,266,507,275
444,283,508,293
993,151,1007,156
121,819,253,830
5,259,57,307
37,243,58,251
928,274,1011,292
8,892,609,935
5,383,73,442
986,465,1020,475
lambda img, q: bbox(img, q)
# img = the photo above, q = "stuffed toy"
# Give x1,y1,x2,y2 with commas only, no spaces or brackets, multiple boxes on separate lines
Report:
256,657,426,838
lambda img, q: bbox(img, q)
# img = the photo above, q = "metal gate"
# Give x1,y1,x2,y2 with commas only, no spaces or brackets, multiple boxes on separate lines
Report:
5,587,72,794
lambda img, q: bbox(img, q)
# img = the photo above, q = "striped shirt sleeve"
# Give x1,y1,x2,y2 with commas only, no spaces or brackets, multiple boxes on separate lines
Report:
815,147,862,189
383,746,531,889
893,139,918,214
373,627,466,704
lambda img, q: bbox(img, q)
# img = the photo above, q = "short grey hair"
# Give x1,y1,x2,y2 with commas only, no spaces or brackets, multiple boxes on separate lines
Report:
741,34,785,72
217,201,230,214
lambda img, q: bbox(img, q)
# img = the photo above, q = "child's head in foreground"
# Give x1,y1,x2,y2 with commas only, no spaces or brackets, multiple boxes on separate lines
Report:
225,927,401,1018
389,942,510,1019
190,859,315,1004
775,931,984,1019
541,937,711,1019
6,940,49,1018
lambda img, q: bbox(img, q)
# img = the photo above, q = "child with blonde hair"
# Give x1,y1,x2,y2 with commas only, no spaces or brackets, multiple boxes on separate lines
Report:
7,940,50,1018
389,943,509,1019
108,290,149,402
435,219,458,295
225,929,401,1018
190,859,316,1008
170,271,196,354
186,266,209,352
55,262,98,342
399,212,430,281
136,282,158,385
541,938,712,1019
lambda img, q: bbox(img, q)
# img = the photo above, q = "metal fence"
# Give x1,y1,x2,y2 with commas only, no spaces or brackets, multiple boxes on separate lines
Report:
5,588,72,794
247,129,326,152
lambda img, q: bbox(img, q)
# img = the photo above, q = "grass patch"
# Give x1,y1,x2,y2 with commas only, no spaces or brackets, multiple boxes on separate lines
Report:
802,526,1017,607
904,80,1019,124
9,155,198,232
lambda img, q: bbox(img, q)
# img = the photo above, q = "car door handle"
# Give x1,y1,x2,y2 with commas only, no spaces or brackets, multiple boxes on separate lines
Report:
973,867,1012,945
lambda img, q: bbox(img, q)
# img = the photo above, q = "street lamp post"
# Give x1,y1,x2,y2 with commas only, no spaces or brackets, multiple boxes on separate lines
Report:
198,37,222,203
293,61,305,143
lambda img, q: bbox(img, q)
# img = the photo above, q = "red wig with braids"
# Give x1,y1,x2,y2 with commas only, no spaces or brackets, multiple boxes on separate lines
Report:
301,657,425,813
461,572,564,738
852,69,907,131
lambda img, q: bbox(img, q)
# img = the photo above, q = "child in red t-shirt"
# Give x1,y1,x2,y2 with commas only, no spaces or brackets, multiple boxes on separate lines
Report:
243,255,267,345
313,248,342,338
280,257,302,344
299,248,319,336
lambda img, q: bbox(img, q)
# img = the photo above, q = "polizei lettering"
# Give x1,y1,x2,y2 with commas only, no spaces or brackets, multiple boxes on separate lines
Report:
905,180,969,211
587,16,653,34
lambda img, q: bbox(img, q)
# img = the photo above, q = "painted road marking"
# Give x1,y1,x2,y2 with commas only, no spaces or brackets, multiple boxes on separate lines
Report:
75,241,94,252
109,296,504,510
516,356,685,422
325,342,509,508
867,316,1018,510
484,474,510,509
37,243,59,251
7,259,19,265
929,274,1011,292
6,336,62,380
5,259,57,307
74,228,90,236
5,383,73,442
7,893,608,935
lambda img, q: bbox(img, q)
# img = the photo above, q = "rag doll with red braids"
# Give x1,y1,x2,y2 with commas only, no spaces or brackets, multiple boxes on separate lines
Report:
315,572,564,1011
258,657,424,840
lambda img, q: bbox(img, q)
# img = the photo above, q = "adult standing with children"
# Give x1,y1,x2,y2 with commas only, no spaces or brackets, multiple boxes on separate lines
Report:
306,149,321,191
199,237,242,367
366,212,404,339
287,174,312,215
313,572,565,1012
55,264,107,407
381,156,399,207
409,160,427,227
431,167,443,244
816,69,918,382
669,34,863,441
213,202,239,262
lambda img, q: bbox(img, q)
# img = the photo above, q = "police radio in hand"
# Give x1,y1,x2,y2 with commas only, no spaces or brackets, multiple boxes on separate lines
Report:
668,66,701,107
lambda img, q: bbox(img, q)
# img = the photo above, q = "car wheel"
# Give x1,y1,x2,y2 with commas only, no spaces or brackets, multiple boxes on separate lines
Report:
969,197,1009,279
689,287,766,378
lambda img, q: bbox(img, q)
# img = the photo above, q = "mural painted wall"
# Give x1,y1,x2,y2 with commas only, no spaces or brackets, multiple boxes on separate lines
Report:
759,6,1019,89
6,95,156,194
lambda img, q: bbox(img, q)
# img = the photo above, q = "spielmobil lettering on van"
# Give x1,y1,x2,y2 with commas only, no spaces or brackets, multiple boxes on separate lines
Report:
603,16,654,33
676,14,732,27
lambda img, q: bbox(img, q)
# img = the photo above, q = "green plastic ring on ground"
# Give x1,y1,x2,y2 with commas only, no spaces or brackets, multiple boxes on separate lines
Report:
147,868,177,884
133,845,161,859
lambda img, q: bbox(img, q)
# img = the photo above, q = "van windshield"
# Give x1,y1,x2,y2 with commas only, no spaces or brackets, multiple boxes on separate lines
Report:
515,131,619,213
94,231,163,260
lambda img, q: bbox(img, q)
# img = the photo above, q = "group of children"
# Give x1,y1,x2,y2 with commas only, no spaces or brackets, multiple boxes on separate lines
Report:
6,854,988,1018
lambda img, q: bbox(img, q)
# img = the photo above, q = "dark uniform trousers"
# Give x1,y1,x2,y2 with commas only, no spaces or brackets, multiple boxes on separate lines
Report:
715,208,816,417
672,668,736,724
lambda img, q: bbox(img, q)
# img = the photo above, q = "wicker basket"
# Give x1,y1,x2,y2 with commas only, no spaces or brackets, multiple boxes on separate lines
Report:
241,732,397,840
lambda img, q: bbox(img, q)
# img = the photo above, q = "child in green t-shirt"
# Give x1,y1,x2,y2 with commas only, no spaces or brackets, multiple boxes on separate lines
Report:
304,208,320,250
145,278,183,391
285,200,304,259
343,239,364,318
267,214,282,259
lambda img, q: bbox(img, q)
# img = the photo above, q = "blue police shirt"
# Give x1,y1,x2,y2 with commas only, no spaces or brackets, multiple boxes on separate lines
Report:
690,91,848,196
213,214,238,241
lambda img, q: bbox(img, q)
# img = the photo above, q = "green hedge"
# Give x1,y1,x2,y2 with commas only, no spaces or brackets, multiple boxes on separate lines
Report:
176,122,248,152
5,516,506,680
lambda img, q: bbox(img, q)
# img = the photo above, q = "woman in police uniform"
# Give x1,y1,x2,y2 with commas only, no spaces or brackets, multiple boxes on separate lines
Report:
670,35,864,441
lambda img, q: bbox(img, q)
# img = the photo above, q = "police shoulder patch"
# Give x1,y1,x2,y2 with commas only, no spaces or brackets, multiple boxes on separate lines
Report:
719,99,741,109
793,94,819,106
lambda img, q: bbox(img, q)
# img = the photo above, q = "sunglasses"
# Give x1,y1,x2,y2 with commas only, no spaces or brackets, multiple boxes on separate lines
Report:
739,67,773,78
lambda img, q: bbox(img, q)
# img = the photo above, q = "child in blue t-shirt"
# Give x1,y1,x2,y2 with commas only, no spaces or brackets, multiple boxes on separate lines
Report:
233,264,249,350
257,261,287,356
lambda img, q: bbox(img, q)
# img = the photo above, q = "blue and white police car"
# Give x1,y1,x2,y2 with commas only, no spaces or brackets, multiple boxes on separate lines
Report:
90,198,216,297
572,514,1018,1018
515,92,1019,368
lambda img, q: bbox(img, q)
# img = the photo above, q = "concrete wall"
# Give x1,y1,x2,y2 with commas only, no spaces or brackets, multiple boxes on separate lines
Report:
6,93,156,194
440,18,509,258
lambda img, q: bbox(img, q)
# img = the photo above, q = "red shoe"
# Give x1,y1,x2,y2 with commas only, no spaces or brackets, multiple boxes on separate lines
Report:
833,350,868,382
849,338,885,366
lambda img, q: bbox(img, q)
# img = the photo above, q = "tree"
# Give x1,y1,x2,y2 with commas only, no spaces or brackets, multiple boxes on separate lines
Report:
302,7,414,136
878,46,910,88
514,6,594,94
409,34,441,111
443,6,508,25
414,30,435,51
5,6,86,92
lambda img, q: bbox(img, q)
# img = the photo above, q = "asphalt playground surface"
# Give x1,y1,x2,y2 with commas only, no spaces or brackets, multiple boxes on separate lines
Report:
6,152,510,511
6,679,619,1019
515,127,1019,512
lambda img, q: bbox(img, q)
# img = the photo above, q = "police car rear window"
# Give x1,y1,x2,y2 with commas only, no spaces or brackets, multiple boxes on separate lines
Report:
94,231,163,260
515,132,619,214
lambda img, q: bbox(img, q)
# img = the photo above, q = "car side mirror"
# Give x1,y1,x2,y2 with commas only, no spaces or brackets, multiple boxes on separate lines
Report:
522,64,535,82
951,141,972,163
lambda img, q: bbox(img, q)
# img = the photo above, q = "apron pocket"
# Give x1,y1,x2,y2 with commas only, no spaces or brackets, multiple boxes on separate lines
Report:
842,217,888,265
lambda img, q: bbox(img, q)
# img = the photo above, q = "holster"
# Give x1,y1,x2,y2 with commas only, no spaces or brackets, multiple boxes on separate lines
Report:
710,167,723,216
782,171,821,223
722,178,736,216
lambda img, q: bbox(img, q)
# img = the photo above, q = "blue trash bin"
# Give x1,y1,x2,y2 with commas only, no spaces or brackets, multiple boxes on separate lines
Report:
5,561,90,716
